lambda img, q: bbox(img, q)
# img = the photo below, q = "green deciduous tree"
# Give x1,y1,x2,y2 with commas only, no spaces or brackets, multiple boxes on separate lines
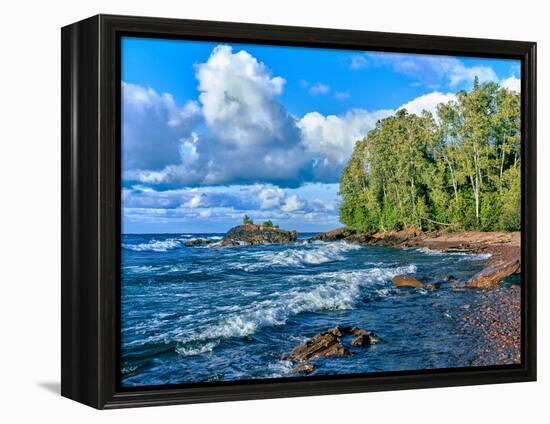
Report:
339,81,520,233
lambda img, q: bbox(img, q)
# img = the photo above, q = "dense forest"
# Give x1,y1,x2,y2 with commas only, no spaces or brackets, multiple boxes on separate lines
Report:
339,79,521,233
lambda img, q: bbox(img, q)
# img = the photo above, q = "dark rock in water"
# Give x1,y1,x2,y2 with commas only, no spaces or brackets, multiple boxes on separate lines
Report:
309,228,355,242
350,334,371,347
285,326,381,363
467,258,520,289
392,275,424,288
221,224,297,246
293,363,318,374
425,282,441,291
284,331,350,361
349,328,382,345
326,326,345,337
444,275,459,283
349,327,367,337
184,239,212,247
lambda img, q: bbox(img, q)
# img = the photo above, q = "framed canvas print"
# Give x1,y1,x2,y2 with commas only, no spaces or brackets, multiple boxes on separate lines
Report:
61,14,536,409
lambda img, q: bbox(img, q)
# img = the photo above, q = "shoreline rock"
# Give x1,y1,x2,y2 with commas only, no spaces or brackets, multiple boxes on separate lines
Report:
309,228,354,242
221,224,297,246
467,258,521,289
183,239,212,247
285,326,381,374
392,275,424,288
292,363,318,374
311,228,520,290
284,331,350,362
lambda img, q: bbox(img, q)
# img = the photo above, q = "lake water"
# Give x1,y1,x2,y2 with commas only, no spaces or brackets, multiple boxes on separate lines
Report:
121,232,495,387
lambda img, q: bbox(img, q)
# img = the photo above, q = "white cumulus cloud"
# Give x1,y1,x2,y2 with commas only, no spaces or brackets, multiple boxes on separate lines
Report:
184,194,204,208
501,76,521,93
282,195,307,212
196,45,295,148
399,91,457,116
256,186,286,209
298,108,393,165
122,82,201,171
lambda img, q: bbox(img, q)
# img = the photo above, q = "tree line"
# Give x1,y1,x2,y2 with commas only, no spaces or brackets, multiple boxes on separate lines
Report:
339,79,521,233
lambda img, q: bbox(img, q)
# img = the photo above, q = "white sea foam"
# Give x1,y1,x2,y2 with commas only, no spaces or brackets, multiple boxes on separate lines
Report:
123,265,162,273
170,264,416,352
175,341,218,356
121,364,139,375
123,238,182,252
266,360,295,377
235,241,361,271
416,246,492,260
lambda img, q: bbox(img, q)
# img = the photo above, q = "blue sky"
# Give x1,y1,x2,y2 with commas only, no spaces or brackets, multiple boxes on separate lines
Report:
121,36,520,233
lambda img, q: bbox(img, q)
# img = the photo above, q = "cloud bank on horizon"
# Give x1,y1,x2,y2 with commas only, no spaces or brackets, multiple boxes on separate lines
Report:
121,39,520,233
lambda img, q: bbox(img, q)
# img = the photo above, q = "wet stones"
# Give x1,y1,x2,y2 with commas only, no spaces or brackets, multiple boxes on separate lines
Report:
183,239,212,247
392,275,424,288
284,331,350,362
292,363,318,374
285,326,381,374
467,258,521,289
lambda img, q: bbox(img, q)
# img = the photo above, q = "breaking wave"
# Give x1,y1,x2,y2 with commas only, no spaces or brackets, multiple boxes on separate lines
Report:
133,264,416,355
123,235,224,252
416,247,492,260
235,241,362,271
123,238,182,252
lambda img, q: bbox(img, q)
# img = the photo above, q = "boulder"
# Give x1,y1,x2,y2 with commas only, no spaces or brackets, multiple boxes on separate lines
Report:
348,328,382,345
184,239,212,247
467,258,521,289
349,327,367,337
425,282,441,291
285,326,381,364
309,228,354,242
392,275,424,288
326,326,345,337
350,334,371,347
443,275,459,283
284,331,350,362
292,363,317,374
221,224,297,246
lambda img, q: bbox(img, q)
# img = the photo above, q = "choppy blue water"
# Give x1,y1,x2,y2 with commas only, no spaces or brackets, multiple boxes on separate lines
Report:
121,233,495,387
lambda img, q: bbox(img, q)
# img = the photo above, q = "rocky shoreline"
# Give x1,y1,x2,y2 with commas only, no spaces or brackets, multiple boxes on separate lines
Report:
183,224,521,370
307,226,522,369
311,227,520,290
460,286,521,366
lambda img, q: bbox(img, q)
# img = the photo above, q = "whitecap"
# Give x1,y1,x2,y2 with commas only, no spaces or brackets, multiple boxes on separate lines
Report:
175,341,218,356
235,241,361,271
416,246,492,260
266,360,295,378
123,238,182,252
171,264,416,347
123,265,161,273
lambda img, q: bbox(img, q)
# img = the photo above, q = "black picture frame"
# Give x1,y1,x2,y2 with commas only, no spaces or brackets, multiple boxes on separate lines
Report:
61,14,537,409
